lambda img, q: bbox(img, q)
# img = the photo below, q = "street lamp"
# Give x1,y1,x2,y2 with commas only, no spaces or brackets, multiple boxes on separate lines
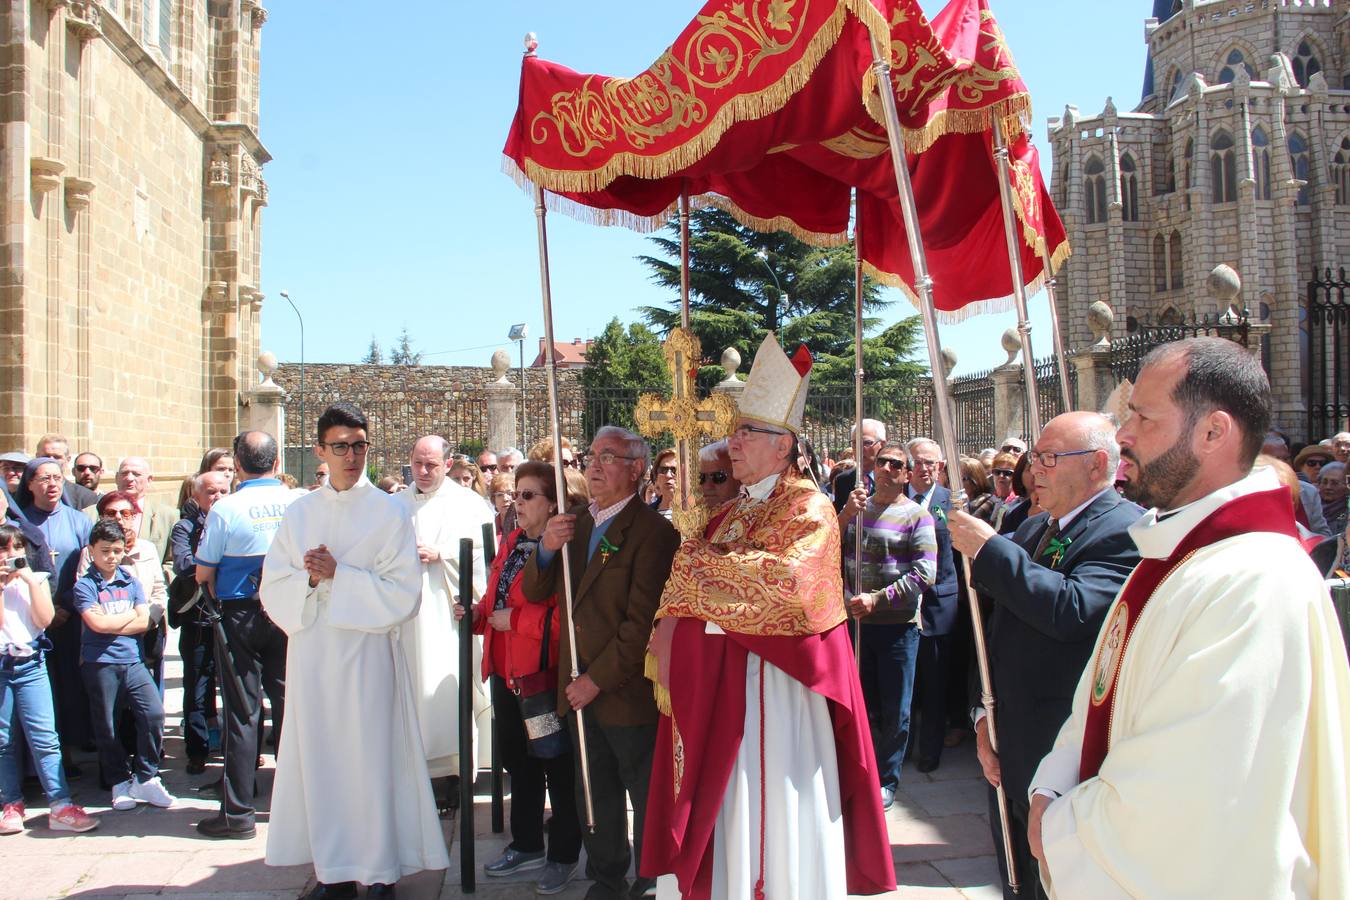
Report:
279,290,305,483
508,323,528,449
755,249,789,341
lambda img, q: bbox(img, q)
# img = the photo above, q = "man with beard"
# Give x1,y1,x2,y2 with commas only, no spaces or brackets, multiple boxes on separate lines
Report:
1027,338,1350,898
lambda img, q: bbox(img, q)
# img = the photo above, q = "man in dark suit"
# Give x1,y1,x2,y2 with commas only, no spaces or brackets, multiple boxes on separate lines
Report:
831,418,886,513
526,425,680,900
905,437,958,772
948,411,1142,899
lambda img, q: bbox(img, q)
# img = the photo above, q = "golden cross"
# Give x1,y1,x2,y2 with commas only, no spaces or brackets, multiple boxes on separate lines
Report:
634,327,736,539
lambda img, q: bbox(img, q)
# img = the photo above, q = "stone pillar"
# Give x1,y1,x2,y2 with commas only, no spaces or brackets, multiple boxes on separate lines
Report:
243,352,287,465
991,329,1026,442
712,347,746,405
1070,301,1118,414
485,350,519,454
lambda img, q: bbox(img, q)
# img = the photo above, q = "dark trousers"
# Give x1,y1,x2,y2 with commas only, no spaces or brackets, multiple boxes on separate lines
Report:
214,601,286,830
988,784,1048,900
491,676,582,863
859,621,920,790
179,622,218,759
915,633,952,765
47,614,92,749
82,661,163,784
568,715,656,897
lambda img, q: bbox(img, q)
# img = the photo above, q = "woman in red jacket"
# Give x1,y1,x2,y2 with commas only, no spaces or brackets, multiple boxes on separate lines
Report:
471,460,583,894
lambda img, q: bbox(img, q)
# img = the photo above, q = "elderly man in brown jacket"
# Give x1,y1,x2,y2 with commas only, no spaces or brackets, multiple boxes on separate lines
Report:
525,425,679,900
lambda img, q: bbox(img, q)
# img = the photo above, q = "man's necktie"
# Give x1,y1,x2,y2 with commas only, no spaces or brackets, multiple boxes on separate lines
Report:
1032,517,1061,561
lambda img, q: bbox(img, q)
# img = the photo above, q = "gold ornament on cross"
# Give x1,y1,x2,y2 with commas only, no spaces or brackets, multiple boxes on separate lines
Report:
634,327,736,539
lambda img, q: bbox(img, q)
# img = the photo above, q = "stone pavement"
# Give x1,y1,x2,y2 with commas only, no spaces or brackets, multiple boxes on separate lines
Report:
6,649,1001,900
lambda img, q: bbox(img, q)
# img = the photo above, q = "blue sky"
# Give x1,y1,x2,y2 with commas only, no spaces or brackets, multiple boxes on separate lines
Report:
258,1,1146,376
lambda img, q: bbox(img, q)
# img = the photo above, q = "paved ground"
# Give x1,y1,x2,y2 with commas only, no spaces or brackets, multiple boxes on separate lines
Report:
6,648,1001,899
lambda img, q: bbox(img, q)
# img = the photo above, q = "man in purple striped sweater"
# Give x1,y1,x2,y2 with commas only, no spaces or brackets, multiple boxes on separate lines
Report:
840,439,937,811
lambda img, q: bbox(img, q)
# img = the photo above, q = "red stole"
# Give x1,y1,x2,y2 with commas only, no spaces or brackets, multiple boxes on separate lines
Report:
1078,487,1299,781
640,617,895,897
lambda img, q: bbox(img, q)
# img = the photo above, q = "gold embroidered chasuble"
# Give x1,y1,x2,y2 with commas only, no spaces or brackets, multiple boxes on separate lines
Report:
656,474,845,636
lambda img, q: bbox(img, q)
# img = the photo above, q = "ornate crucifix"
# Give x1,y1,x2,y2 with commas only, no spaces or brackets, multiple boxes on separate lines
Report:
634,327,735,539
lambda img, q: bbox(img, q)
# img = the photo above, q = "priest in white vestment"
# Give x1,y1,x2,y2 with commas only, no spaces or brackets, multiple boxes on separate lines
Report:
260,403,448,898
1028,338,1350,899
397,435,494,778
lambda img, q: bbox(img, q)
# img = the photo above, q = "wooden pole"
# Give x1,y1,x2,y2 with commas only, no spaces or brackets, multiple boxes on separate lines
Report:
868,34,1020,894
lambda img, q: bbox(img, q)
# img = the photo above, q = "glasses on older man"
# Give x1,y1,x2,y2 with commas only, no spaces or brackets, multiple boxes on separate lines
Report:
1027,449,1095,468
698,471,729,485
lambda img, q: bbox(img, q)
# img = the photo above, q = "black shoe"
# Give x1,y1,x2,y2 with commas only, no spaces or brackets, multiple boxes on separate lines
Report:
299,883,358,900
629,877,657,899
196,816,256,840
917,757,940,773
186,756,208,775
366,885,396,898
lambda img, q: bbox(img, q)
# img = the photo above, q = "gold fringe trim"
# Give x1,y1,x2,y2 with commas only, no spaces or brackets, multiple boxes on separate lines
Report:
701,194,848,247
645,650,672,717
521,4,853,195
903,95,1033,155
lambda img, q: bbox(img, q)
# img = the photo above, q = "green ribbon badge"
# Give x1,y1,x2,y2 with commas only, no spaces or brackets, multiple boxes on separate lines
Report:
1044,535,1073,568
598,535,621,565
932,506,947,524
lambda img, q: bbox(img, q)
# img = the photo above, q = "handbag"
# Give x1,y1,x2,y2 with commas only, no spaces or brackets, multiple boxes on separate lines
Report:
513,605,568,759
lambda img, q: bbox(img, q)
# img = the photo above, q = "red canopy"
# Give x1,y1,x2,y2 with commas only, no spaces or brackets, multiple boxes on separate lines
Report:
502,0,1068,317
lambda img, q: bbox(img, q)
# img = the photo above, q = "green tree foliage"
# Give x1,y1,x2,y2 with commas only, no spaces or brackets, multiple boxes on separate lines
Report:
578,318,669,435
389,327,422,366
635,208,926,387
361,336,383,365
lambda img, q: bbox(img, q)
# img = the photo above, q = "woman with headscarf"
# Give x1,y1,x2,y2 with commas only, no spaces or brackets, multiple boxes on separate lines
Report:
15,458,93,774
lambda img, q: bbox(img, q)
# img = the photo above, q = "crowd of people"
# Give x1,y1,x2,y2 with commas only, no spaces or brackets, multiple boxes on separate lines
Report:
1,335,1348,900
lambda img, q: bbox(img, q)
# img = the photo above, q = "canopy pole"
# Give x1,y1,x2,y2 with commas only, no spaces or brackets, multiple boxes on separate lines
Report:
1040,245,1073,411
991,118,1043,437
868,36,1019,895
532,182,596,833
680,190,692,330
852,205,865,671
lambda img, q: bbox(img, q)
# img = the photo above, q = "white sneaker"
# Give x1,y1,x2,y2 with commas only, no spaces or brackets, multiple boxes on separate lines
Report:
111,780,136,811
128,776,175,808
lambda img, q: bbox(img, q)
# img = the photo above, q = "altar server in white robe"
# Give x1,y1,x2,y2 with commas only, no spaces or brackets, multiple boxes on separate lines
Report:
397,435,494,778
1028,338,1350,899
261,403,448,900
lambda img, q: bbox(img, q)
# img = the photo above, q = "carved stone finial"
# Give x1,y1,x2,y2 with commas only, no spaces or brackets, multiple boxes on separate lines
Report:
1102,96,1117,117
251,6,268,28
1001,328,1022,366
257,350,278,386
1206,264,1242,303
1307,72,1328,95
720,346,742,378
490,349,512,383
1087,300,1115,347
208,154,230,189
940,346,957,379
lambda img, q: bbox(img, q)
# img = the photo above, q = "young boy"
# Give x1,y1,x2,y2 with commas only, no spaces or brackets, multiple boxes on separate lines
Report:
72,519,174,811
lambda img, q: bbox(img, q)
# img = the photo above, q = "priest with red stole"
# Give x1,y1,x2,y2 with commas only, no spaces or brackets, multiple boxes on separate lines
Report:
642,335,895,899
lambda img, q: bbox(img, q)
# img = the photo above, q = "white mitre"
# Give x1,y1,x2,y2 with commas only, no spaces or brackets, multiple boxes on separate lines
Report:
737,332,813,435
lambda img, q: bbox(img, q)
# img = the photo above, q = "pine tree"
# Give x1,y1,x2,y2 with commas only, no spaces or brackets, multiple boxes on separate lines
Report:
361,336,383,364
389,327,422,366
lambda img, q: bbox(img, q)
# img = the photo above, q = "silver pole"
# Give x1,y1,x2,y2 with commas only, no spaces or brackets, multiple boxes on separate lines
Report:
1040,246,1073,411
532,183,595,833
869,35,1019,894
991,117,1043,437
852,213,865,670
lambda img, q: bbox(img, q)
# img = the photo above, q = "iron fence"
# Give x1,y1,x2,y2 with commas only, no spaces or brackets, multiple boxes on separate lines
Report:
1108,312,1251,386
950,369,996,455
1308,267,1350,441
1022,356,1080,437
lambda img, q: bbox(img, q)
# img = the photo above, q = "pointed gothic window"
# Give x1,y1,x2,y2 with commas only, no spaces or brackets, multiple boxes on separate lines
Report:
1085,156,1107,224
1289,133,1311,206
1332,137,1350,206
1252,126,1272,200
1153,235,1168,292
1168,69,1184,103
1183,138,1194,209
1292,40,1322,89
1119,154,1139,221
1169,231,1184,290
1211,130,1237,203
1217,48,1255,85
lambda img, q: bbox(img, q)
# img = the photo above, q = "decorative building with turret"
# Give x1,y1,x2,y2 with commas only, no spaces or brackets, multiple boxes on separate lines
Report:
0,1,269,478
1049,0,1349,439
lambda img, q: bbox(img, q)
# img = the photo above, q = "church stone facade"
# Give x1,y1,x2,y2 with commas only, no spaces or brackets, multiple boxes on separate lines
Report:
0,0,268,477
1049,0,1350,439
